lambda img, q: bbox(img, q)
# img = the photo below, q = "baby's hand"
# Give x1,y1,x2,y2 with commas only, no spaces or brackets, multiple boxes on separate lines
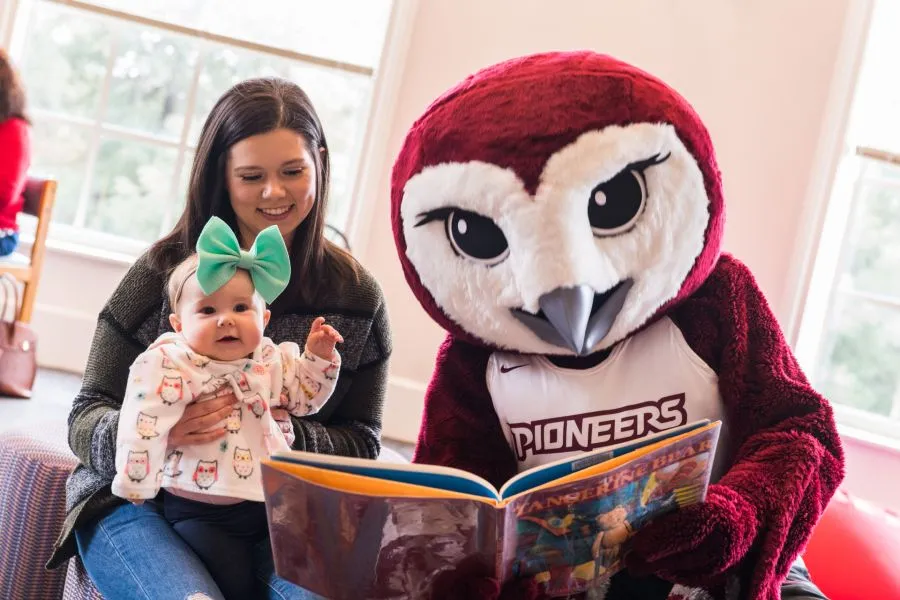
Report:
306,317,343,360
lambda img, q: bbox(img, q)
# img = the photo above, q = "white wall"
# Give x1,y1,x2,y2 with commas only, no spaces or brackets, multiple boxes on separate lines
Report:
30,0,855,446
840,433,900,509
21,239,130,372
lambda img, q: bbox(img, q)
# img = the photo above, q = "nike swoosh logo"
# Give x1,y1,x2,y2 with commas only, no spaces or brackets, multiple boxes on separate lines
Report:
499,363,528,374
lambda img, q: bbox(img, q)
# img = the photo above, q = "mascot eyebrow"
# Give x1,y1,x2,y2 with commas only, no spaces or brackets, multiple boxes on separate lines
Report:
616,152,671,178
413,152,671,228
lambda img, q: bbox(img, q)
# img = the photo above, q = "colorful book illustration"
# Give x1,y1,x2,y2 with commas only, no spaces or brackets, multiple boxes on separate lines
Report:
262,419,721,599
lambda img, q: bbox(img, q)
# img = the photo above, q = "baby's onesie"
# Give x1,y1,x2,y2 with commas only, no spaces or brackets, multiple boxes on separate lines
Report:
112,332,340,502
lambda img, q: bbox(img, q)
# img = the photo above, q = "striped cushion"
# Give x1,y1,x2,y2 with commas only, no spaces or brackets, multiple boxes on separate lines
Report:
63,557,104,600
0,430,101,599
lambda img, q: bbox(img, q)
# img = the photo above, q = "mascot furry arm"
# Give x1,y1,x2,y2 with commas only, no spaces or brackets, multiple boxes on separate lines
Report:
391,52,843,599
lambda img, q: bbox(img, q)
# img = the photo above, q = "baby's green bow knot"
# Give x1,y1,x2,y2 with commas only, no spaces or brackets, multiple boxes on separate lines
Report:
196,216,291,304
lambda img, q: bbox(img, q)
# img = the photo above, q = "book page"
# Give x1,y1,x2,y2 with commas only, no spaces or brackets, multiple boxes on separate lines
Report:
263,463,501,599
498,419,710,499
269,449,502,500
495,423,720,597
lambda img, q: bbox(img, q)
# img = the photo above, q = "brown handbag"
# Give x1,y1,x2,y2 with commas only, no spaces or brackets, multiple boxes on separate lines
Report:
0,274,37,398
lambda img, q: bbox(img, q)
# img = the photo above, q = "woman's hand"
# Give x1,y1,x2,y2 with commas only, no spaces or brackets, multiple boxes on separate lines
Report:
168,391,236,447
271,407,296,447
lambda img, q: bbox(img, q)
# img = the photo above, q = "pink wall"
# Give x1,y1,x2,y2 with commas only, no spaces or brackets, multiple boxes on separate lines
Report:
841,433,900,510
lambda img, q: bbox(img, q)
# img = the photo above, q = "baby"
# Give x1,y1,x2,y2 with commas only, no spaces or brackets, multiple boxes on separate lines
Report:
112,216,342,598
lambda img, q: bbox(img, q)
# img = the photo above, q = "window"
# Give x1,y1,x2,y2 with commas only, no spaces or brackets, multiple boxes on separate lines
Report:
6,0,393,253
796,0,900,439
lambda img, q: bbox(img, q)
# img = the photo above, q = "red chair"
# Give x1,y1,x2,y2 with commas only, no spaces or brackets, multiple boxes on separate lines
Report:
803,489,900,599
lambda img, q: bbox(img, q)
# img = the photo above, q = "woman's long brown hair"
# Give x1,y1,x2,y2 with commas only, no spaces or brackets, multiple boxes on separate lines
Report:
0,49,28,122
149,77,358,311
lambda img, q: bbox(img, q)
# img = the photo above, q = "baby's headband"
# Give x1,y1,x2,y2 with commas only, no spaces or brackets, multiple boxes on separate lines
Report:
195,216,291,304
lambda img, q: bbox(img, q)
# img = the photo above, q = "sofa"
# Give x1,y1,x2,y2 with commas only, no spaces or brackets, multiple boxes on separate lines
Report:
0,430,100,599
2,429,899,600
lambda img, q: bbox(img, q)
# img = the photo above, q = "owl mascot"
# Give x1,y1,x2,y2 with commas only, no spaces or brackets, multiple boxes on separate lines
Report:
390,51,843,600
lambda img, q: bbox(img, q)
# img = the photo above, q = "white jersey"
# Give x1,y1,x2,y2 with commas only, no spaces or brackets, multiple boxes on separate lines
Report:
487,317,729,481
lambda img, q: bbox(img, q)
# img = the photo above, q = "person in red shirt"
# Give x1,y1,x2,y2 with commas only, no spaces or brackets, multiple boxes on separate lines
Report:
0,49,31,257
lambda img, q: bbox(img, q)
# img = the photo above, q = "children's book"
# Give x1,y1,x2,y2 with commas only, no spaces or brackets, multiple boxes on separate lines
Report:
262,419,721,600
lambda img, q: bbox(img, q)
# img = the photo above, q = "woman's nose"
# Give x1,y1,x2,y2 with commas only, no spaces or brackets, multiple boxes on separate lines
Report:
262,181,286,199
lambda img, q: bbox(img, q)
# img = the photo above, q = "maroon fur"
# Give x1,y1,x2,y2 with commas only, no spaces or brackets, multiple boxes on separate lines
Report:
395,52,843,599
414,255,844,599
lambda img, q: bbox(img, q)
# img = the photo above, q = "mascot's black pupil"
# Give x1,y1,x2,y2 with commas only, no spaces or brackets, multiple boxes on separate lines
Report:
446,210,508,261
588,168,646,234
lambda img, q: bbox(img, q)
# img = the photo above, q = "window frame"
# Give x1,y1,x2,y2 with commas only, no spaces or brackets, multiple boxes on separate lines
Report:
4,0,405,258
787,0,900,443
806,148,900,439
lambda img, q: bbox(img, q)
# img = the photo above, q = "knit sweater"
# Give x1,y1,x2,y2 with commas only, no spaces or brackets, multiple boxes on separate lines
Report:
47,252,392,569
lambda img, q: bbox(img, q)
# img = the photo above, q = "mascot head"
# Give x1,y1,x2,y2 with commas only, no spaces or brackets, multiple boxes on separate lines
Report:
391,51,725,355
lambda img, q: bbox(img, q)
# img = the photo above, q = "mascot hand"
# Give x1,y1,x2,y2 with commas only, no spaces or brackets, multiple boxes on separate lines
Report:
428,556,542,600
625,484,758,583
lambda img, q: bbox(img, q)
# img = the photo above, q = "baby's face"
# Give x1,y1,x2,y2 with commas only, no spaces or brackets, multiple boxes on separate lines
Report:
171,271,270,361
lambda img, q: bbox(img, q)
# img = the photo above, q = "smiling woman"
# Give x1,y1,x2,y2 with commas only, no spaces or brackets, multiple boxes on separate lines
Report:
151,78,358,309
51,76,392,600
226,129,318,249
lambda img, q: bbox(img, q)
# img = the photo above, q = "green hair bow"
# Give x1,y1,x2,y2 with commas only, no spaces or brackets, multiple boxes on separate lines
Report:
196,216,291,304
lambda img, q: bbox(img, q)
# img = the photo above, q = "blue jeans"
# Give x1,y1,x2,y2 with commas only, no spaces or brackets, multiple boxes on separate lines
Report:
163,492,270,599
0,232,18,257
75,499,325,600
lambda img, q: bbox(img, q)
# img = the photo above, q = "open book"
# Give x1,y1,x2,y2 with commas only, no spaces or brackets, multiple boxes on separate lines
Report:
262,419,721,599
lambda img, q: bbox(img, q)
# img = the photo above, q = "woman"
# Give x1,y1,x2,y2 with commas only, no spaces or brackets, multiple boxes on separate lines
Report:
47,77,392,600
0,49,30,256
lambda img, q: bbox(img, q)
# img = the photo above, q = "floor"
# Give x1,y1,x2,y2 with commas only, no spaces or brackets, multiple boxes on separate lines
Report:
0,368,415,459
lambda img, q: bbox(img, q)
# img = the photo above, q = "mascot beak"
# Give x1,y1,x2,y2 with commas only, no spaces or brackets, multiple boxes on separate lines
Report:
511,280,634,356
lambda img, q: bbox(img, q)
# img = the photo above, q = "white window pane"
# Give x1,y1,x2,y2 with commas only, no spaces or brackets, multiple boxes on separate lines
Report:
18,3,112,120
815,294,900,417
283,63,370,228
845,0,900,154
189,47,290,145
105,26,200,139
80,0,393,68
12,0,390,249
841,163,900,298
162,150,194,233
29,120,93,226
84,138,178,241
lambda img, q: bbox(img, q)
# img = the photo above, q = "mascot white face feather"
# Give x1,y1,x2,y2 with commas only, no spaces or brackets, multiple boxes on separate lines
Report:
392,53,725,355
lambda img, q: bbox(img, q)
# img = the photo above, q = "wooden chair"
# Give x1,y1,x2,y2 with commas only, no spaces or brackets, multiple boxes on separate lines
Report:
0,177,56,323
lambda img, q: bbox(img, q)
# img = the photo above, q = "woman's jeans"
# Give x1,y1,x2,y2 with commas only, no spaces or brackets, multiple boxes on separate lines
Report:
0,232,18,257
75,498,325,600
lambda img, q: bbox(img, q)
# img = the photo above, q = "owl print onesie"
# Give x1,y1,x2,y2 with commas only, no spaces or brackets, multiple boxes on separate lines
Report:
112,332,340,503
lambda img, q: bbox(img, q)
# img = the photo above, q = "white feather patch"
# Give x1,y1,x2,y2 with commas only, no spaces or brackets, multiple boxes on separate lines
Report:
401,123,709,354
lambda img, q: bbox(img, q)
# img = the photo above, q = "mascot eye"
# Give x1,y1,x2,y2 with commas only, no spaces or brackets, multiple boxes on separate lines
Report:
588,152,670,237
415,207,509,265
